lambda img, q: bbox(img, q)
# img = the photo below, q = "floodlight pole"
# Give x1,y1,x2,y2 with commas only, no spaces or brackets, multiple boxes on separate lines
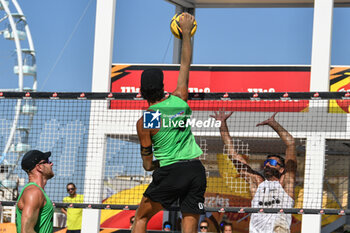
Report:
82,0,116,232
301,0,333,232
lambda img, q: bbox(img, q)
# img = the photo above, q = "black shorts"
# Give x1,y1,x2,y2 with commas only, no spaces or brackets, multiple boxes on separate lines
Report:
144,159,207,214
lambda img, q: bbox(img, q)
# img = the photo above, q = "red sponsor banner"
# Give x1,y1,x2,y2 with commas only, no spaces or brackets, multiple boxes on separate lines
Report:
204,192,251,208
110,65,311,112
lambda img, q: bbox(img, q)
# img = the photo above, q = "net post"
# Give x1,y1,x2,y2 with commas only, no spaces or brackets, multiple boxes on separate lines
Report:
82,116,107,232
302,0,334,231
301,133,326,232
301,99,328,232
82,0,116,231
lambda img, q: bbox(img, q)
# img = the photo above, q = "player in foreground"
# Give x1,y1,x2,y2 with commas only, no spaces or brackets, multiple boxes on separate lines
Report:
211,112,297,233
133,12,206,233
16,150,54,233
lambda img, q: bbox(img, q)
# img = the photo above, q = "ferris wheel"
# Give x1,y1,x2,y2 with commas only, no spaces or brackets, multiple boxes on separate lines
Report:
0,0,37,199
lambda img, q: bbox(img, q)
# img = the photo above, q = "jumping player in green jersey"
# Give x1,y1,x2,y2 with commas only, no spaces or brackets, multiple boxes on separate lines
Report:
132,12,207,233
16,150,54,233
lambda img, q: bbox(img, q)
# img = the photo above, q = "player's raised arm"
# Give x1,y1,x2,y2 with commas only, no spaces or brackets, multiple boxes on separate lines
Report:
256,112,297,198
136,117,159,171
210,111,246,164
172,12,194,102
210,111,264,195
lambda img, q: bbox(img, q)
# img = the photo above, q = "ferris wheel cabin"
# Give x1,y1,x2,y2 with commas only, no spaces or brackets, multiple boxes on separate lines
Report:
14,49,36,76
3,13,26,40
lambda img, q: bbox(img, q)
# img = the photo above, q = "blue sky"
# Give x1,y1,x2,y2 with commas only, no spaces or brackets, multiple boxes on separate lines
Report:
1,0,350,203
1,0,350,92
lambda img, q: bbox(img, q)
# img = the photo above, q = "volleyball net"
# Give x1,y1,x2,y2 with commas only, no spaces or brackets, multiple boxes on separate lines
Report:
0,91,349,218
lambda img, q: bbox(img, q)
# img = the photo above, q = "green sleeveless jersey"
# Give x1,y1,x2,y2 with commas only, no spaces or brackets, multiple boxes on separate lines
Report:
16,182,54,233
149,95,203,167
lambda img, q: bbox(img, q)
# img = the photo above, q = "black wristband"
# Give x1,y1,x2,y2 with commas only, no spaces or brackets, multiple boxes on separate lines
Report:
141,145,153,156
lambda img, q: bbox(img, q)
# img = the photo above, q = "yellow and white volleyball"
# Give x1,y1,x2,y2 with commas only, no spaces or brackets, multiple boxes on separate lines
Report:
170,13,197,39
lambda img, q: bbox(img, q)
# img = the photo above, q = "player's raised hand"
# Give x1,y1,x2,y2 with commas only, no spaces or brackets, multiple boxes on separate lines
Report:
179,12,195,35
210,110,233,122
256,112,278,127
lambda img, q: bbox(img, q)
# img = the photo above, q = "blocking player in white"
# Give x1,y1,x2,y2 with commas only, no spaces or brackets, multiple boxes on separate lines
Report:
210,112,297,233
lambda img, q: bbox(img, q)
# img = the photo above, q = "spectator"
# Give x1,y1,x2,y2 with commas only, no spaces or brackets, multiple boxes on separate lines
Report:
61,183,84,233
163,221,172,231
199,220,209,232
222,222,233,233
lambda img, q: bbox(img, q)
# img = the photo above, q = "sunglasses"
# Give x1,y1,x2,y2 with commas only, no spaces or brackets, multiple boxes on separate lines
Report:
38,159,51,165
264,159,282,167
200,226,208,229
164,224,171,229
67,188,75,191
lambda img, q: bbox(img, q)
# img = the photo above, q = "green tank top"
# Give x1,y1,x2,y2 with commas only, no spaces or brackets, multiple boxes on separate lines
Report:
149,95,203,167
16,182,54,233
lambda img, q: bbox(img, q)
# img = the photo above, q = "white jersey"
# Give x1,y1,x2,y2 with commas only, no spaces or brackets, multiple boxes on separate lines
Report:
249,180,294,233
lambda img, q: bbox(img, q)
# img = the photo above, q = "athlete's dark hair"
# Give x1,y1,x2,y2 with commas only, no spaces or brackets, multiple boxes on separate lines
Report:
267,154,285,167
140,68,165,103
140,88,164,103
